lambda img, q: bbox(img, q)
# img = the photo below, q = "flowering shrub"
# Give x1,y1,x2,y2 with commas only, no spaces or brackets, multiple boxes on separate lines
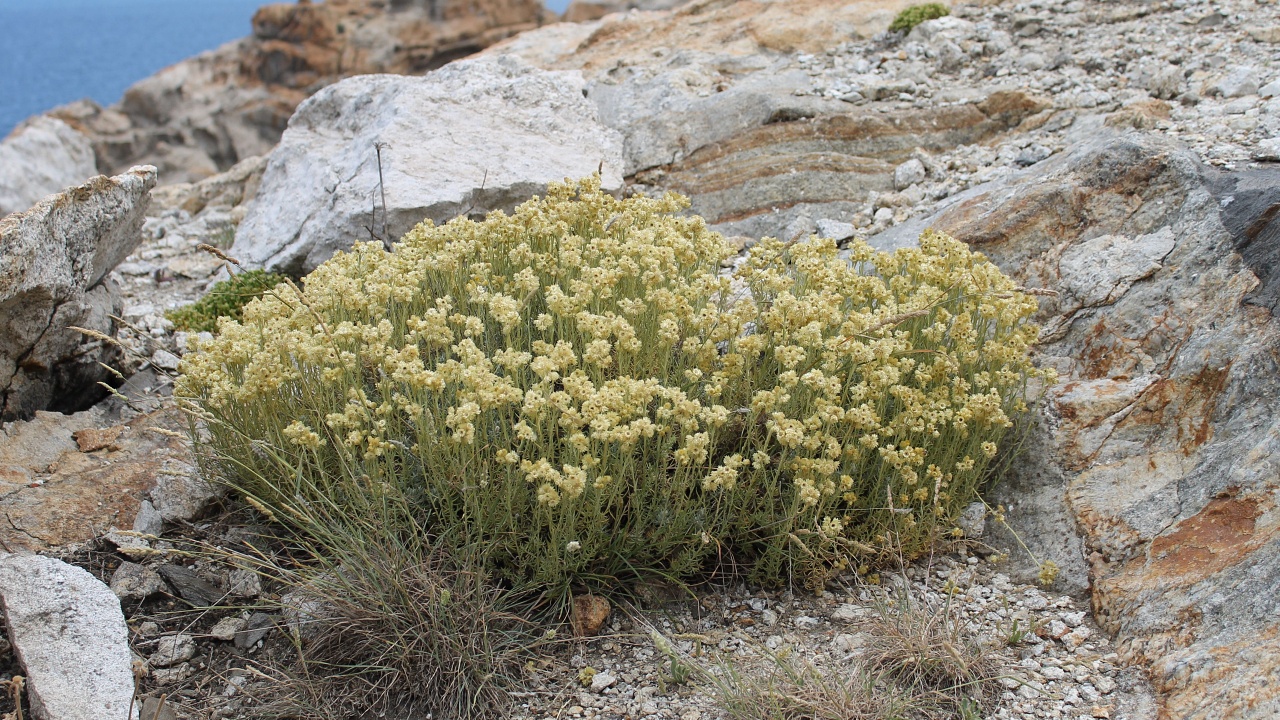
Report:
177,178,1049,591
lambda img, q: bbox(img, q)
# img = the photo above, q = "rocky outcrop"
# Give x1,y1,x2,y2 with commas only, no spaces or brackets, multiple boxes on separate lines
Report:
48,0,551,184
485,0,1046,241
638,90,1049,238
873,131,1280,720
0,166,156,422
0,116,98,217
0,553,138,720
230,54,624,275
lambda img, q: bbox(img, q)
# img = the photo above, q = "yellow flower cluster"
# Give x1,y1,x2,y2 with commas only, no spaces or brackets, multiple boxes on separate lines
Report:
722,229,1054,581
177,177,1050,589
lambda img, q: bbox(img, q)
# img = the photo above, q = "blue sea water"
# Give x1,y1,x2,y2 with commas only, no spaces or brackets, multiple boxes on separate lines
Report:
0,0,267,137
0,0,573,138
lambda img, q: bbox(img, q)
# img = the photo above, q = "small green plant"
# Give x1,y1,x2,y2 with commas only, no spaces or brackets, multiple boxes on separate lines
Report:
165,269,287,333
652,632,697,690
1001,615,1040,646
889,3,950,33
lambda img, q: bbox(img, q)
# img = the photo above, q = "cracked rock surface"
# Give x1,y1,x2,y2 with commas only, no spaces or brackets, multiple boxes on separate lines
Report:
876,130,1280,720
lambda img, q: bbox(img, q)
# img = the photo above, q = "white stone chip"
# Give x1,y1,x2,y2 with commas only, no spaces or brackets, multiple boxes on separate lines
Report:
0,553,139,719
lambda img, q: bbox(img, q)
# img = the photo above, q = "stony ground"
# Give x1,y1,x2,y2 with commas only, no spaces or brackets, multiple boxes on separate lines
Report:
772,0,1280,238
11,524,1158,720
501,554,1157,720
9,0,1274,718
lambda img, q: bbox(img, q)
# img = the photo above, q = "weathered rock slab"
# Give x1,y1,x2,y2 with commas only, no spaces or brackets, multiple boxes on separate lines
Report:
0,116,98,217
644,91,1048,240
0,405,216,552
230,54,624,275
0,553,138,720
0,166,156,421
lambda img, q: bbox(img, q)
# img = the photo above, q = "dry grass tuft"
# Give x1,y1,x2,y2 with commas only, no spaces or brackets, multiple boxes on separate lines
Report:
686,575,1001,720
206,505,542,720
703,657,923,720
858,583,1000,717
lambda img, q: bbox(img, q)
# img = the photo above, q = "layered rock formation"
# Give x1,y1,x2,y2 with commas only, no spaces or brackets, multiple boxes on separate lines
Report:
0,116,98,217
876,131,1280,720
48,0,551,184
639,90,1048,237
231,54,624,275
486,0,1038,241
0,166,156,422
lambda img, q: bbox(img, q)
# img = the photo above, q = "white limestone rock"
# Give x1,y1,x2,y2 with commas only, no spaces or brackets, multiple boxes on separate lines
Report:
893,158,927,190
231,54,624,275
0,553,138,720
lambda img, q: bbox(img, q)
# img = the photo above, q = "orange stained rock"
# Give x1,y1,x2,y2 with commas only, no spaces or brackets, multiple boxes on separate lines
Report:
571,593,612,637
1147,494,1266,584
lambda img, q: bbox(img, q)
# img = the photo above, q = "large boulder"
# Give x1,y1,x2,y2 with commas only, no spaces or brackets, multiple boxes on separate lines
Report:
0,166,156,422
230,54,624,275
49,0,551,182
0,116,97,217
872,131,1280,720
0,553,138,720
